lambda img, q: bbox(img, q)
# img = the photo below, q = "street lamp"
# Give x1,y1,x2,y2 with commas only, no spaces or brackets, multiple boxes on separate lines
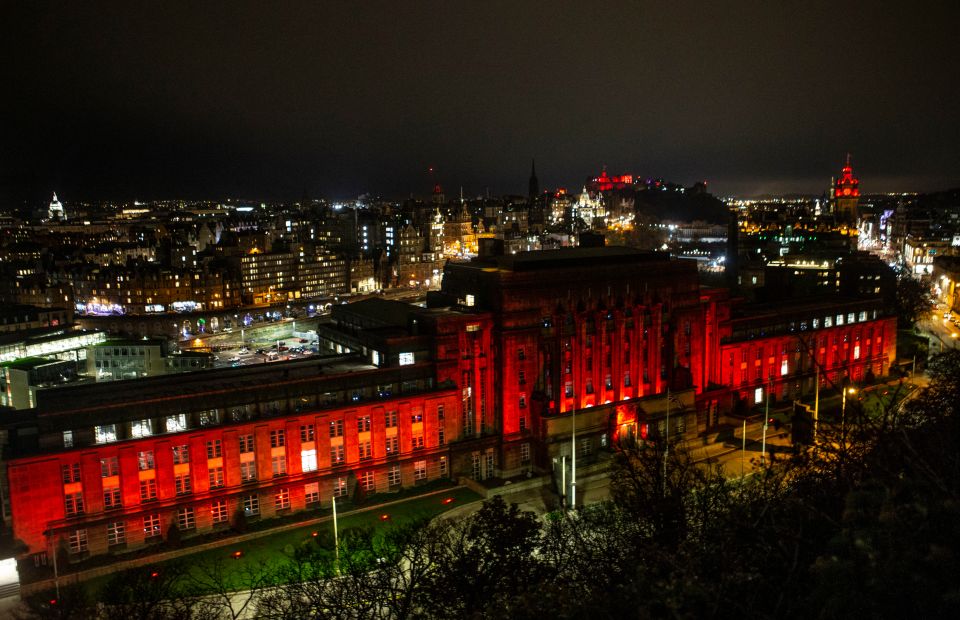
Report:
841,386,857,450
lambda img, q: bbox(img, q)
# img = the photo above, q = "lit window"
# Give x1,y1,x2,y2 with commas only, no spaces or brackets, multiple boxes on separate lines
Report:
165,414,187,433
465,294,475,307
94,424,117,444
131,419,152,438
399,352,415,366
439,456,448,477
330,445,345,464
414,460,427,480
301,448,318,472
754,387,763,404
63,430,74,448
333,477,348,497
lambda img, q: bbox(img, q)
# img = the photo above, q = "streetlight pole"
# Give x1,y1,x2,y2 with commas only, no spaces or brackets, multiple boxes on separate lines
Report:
332,495,340,575
570,394,577,511
663,387,670,487
761,379,770,465
841,387,856,452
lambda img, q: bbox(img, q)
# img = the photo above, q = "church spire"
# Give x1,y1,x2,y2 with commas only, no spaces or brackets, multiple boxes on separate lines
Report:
528,158,540,199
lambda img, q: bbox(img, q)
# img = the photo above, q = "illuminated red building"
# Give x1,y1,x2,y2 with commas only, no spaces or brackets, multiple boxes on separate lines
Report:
832,154,861,222
2,246,897,565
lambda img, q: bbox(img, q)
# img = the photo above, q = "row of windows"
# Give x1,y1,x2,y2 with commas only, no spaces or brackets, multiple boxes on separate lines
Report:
65,461,451,554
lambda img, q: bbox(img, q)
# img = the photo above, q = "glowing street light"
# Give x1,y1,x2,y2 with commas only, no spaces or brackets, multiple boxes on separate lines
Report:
841,387,857,450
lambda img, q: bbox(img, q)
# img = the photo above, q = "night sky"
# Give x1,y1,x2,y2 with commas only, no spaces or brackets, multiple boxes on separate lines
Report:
3,1,959,203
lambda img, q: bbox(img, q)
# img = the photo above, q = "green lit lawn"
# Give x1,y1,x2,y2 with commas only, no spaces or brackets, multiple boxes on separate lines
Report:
83,485,481,595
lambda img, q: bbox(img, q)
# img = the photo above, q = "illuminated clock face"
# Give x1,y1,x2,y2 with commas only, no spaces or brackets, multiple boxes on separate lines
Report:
843,188,851,196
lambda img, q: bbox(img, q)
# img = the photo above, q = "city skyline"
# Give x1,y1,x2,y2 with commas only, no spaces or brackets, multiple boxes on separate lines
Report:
3,1,959,203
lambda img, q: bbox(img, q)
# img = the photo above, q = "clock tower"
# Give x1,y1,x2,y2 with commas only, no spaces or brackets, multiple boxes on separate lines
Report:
833,154,860,222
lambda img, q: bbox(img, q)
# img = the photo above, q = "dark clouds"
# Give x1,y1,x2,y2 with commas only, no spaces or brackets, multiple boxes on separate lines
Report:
3,0,959,203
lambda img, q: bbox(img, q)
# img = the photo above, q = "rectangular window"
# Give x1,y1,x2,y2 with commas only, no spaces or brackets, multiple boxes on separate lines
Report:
240,461,257,482
411,411,423,423
94,424,116,445
107,521,125,546
357,416,371,433
437,404,444,420
412,434,424,449
439,456,448,477
438,427,445,445
329,419,344,437
272,455,287,477
103,485,121,509
520,443,531,464
64,492,84,516
206,439,222,459
172,444,190,464
131,419,152,438
360,471,375,492
177,506,196,530
165,414,187,433
138,450,154,471
68,529,88,554
139,478,157,502
61,463,81,484
333,477,348,497
208,466,224,489
388,465,401,486
211,500,228,524
300,424,315,443
414,460,427,480
239,434,255,453
243,495,260,516
580,438,592,456
304,482,320,505
359,440,373,460
175,473,192,495
386,411,398,428
275,488,290,510
301,448,318,472
385,435,399,454
270,430,285,448
330,444,345,464
143,513,162,538
63,430,74,448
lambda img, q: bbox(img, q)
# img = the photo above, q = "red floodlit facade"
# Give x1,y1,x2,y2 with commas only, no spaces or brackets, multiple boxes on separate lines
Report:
3,247,897,565
833,154,860,222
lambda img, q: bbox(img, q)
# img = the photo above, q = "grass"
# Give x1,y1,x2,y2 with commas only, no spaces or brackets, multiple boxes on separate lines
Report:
81,484,481,595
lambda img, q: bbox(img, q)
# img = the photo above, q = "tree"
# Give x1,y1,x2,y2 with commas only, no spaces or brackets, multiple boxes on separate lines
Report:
895,276,931,328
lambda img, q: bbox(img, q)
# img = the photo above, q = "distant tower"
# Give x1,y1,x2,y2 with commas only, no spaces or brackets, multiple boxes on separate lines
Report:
832,154,860,222
432,183,445,206
528,159,540,199
48,192,66,221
